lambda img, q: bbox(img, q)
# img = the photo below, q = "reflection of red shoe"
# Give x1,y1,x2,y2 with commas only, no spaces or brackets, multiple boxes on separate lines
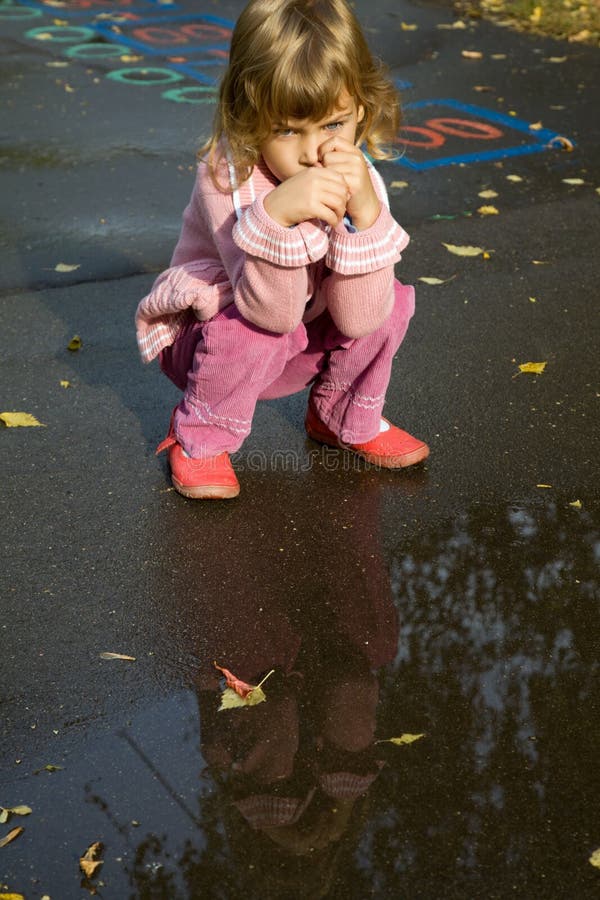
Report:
156,409,240,500
305,401,429,469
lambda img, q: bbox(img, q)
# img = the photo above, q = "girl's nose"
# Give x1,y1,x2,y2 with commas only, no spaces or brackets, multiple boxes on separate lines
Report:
299,137,322,167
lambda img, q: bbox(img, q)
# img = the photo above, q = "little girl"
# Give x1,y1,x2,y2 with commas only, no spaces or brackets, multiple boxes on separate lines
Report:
135,0,429,499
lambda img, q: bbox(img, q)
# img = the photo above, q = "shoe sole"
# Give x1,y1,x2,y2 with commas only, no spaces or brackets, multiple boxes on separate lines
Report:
306,426,430,469
172,477,240,500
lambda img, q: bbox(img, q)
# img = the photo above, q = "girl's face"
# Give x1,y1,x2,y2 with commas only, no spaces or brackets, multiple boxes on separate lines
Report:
260,91,364,183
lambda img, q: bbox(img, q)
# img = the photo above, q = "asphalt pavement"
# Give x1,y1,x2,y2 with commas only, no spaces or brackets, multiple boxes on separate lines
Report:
1,0,599,897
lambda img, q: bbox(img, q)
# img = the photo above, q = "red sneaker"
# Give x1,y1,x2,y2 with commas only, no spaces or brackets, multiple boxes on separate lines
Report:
305,401,429,469
156,409,240,499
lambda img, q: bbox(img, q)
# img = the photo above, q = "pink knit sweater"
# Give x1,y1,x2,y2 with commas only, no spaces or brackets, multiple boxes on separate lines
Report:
135,155,409,362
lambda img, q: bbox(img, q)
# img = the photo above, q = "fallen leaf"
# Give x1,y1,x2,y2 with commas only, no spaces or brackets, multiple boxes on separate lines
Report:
0,412,45,428
491,53,507,59
506,174,523,182
80,841,104,879
530,4,542,22
400,22,418,30
34,764,63,774
562,178,584,185
67,335,82,351
54,262,80,272
99,652,136,661
569,29,591,42
390,180,409,188
478,189,498,198
60,380,71,388
548,135,573,151
437,20,467,28
442,243,486,257
529,297,537,302
536,484,552,488
0,827,24,849
378,733,426,746
516,361,547,375
0,893,26,899
477,205,499,215
462,50,483,59
546,56,567,63
473,85,494,92
215,662,274,711
532,260,548,265
529,121,543,130
569,500,582,508
589,847,600,868
418,276,456,285
0,806,32,824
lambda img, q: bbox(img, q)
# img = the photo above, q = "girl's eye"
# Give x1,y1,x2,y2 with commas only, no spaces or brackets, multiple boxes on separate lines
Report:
325,121,343,131
276,128,295,137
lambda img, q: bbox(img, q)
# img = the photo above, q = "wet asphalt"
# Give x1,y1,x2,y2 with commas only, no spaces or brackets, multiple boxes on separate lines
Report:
1,0,599,897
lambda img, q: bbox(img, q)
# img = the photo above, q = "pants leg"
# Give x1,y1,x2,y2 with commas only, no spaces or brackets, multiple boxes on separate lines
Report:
161,305,309,457
308,281,415,444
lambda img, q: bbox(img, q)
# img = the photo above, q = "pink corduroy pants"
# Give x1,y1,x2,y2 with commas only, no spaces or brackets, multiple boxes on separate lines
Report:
159,280,415,458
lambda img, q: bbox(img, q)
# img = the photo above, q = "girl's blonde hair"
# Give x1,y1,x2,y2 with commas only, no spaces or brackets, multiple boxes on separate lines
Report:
201,0,400,188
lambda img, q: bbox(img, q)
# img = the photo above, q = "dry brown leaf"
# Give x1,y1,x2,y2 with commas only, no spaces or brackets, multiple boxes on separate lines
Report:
80,841,104,879
0,412,45,428
0,827,24,849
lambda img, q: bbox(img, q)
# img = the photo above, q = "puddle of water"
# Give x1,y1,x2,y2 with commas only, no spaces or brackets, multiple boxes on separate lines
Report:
2,497,598,898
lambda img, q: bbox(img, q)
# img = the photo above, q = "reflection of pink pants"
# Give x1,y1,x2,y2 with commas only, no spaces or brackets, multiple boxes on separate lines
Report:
159,280,415,458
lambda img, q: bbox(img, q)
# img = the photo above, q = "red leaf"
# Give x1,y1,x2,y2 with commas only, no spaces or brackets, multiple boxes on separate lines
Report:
214,662,255,699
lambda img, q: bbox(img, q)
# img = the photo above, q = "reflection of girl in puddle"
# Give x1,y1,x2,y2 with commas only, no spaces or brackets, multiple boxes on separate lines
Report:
195,580,398,897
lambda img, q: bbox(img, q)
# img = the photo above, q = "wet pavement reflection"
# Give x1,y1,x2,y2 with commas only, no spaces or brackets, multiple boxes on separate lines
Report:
137,490,599,899
2,484,598,898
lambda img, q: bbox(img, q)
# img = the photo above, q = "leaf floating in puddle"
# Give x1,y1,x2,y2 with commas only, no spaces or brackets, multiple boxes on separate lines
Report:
0,827,24,849
99,652,136,661
80,841,104,879
442,243,487,257
214,662,274,711
0,412,45,428
377,733,426,746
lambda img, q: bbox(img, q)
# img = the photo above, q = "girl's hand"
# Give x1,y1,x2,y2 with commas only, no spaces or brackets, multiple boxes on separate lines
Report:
319,136,381,231
263,166,350,229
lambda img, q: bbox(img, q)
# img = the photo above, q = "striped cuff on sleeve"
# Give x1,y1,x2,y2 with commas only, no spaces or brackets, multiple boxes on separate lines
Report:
233,193,329,267
326,205,409,275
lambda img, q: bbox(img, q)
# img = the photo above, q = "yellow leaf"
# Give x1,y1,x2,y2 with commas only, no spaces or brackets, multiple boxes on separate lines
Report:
569,500,582,508
532,260,548,265
530,4,542,22
506,174,523,182
0,893,26,899
491,53,507,59
99,652,136,661
536,484,552,488
390,181,409,188
546,56,567,63
478,189,498,199
400,22,418,30
219,685,267,710
442,243,486,257
477,205,499,215
418,277,454,285
0,827,24,848
437,20,467,28
60,380,71,388
589,847,600,868
0,806,31,821
562,178,584,185
529,297,537,302
380,733,426,746
54,262,80,272
517,361,547,375
529,121,543,130
462,50,483,59
80,841,104,879
67,335,82,351
0,412,45,428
